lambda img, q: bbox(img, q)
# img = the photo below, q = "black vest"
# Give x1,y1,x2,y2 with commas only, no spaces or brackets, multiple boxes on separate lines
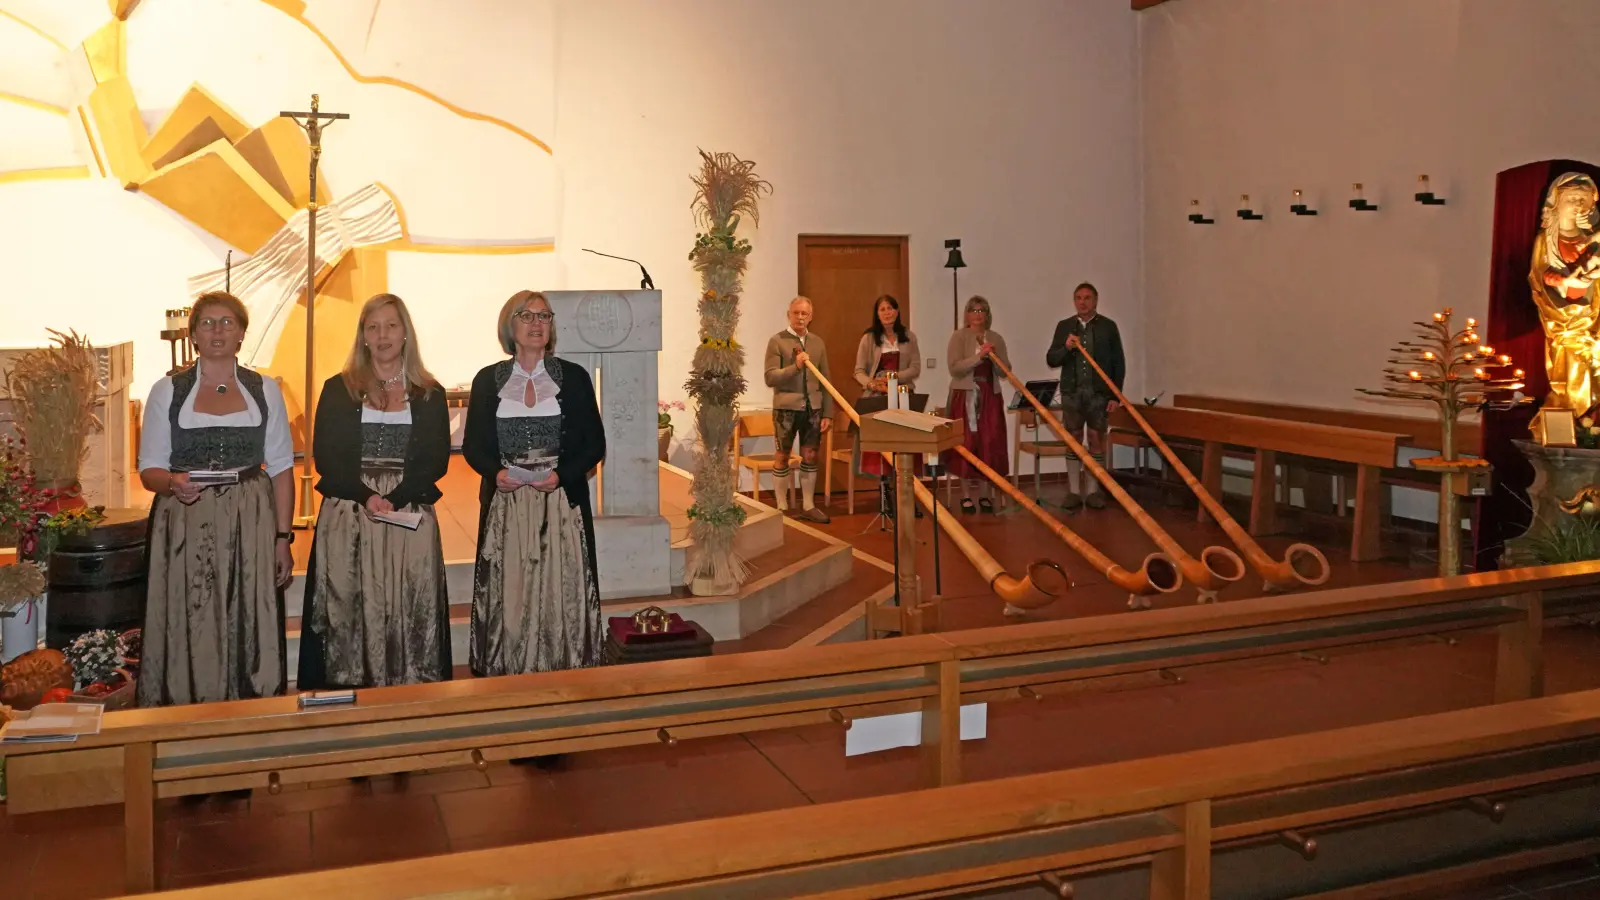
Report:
167,366,270,471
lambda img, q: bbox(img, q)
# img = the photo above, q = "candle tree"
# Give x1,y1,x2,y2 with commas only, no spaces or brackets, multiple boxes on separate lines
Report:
1358,307,1531,575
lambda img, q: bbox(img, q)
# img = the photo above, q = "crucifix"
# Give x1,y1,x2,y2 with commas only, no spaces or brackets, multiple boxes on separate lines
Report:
279,93,349,527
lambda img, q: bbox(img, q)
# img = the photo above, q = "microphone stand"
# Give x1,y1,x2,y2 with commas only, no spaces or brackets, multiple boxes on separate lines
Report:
582,248,655,289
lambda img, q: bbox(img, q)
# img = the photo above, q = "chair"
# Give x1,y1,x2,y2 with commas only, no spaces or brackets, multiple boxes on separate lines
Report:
735,410,833,507
1012,406,1073,499
829,417,858,514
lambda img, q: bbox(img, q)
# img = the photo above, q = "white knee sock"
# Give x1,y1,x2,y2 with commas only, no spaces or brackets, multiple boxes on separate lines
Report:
799,466,818,509
773,468,792,510
1068,459,1083,495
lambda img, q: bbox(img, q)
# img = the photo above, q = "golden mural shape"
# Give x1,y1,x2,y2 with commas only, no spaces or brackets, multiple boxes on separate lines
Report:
1530,173,1600,414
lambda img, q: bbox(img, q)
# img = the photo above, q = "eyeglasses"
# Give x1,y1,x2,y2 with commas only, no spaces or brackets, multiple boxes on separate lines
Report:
512,310,555,324
194,317,239,331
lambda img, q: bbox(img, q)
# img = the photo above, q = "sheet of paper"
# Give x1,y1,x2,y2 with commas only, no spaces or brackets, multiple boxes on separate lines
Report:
844,704,987,757
187,470,241,486
373,510,424,530
873,409,954,432
507,462,554,484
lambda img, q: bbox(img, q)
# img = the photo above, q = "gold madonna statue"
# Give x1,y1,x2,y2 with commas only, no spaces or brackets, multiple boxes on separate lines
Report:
1530,172,1600,414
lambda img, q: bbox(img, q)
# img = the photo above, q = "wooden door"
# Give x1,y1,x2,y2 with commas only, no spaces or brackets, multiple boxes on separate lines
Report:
798,235,911,496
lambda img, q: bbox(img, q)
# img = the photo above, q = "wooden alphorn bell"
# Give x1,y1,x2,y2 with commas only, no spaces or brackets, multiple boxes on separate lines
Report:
987,352,1245,603
803,359,1067,609
1072,346,1331,591
951,445,1183,605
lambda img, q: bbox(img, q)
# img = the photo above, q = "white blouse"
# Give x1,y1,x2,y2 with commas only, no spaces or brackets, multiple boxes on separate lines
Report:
361,403,412,424
138,368,295,476
496,358,561,418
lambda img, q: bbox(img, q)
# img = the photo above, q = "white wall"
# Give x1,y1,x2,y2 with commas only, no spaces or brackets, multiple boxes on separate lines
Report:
555,0,1143,449
1,0,1141,472
1140,0,1600,413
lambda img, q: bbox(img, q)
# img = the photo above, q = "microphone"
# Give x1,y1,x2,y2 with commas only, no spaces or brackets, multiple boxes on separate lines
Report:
582,249,655,290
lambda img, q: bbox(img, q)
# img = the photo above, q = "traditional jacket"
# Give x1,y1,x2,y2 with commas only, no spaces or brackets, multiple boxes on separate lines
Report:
463,356,606,578
311,375,451,509
763,330,834,416
1046,314,1125,400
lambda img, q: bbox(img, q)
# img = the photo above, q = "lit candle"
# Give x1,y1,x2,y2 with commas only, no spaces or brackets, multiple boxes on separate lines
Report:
1419,174,1431,192
1514,369,1525,378
1499,354,1511,364
1467,317,1478,328
1433,312,1445,322
1422,351,1435,360
1408,371,1422,381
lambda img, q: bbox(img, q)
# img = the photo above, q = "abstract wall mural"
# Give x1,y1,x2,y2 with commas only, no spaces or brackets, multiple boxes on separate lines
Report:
0,0,564,439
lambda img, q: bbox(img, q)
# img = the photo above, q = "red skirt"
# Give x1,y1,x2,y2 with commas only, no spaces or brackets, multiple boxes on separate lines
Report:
942,387,1009,478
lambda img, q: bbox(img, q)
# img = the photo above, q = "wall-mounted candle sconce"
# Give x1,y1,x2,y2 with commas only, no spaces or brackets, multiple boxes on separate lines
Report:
1349,182,1379,212
1188,199,1214,225
1415,174,1446,205
1290,189,1318,216
1236,194,1263,220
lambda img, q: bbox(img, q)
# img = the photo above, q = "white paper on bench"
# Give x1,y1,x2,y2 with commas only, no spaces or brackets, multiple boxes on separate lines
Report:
372,510,424,530
844,704,987,757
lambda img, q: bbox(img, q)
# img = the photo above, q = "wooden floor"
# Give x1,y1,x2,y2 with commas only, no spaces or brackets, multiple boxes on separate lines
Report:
8,474,1600,899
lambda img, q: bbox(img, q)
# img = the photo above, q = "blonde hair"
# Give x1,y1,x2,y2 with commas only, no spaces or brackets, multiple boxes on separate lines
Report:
497,290,557,356
964,295,992,329
340,293,439,404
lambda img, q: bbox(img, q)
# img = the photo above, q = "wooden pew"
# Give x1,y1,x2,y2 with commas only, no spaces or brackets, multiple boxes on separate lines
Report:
1172,394,1484,528
1110,404,1408,562
135,689,1600,900
1172,393,1480,454
8,561,1598,894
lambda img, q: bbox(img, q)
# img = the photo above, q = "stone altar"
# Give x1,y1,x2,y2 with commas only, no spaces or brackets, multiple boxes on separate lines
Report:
546,290,672,600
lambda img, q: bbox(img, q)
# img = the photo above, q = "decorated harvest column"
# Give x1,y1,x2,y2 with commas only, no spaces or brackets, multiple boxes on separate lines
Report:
545,290,671,599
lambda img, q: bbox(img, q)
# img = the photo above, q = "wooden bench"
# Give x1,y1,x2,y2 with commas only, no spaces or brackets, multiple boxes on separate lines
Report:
146,688,1600,900
1110,405,1409,562
6,562,1597,894
1173,394,1483,522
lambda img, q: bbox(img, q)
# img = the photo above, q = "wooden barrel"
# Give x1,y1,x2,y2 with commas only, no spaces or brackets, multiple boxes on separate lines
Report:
46,508,148,649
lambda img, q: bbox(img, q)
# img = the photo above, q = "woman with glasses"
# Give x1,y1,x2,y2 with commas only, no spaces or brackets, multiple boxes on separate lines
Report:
296,294,453,690
136,291,294,706
463,291,606,681
943,295,1011,514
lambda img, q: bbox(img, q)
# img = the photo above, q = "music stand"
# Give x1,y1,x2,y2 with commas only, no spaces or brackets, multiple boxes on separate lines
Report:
855,394,928,534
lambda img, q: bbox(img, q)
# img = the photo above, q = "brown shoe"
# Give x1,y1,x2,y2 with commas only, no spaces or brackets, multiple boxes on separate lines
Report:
1086,491,1107,509
799,506,831,524
1062,492,1083,510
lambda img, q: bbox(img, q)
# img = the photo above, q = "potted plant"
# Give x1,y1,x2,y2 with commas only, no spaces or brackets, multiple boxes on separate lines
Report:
4,330,100,512
658,400,684,462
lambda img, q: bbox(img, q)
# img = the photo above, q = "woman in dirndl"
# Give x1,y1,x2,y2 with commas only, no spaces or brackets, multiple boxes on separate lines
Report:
464,290,606,679
137,291,294,706
297,293,452,689
942,295,1011,513
852,294,922,479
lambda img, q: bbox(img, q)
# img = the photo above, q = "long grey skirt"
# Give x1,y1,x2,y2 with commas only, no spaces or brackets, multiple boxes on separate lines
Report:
138,473,285,707
470,486,601,677
303,468,450,687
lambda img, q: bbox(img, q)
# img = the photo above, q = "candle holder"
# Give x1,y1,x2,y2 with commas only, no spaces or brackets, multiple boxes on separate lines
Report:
1358,308,1531,576
1349,183,1379,212
1188,199,1214,225
1236,194,1263,221
160,307,193,375
1290,189,1318,216
1414,174,1447,206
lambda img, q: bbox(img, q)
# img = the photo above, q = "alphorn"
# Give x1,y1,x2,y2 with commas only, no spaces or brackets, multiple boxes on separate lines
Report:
1073,346,1331,590
987,352,1245,602
952,445,1182,606
802,359,1066,609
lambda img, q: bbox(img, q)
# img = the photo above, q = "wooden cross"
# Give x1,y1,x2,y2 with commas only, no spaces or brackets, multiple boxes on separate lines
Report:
278,94,349,527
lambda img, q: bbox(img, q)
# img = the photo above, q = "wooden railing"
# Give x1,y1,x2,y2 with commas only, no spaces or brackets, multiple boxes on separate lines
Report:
5,561,1598,894
135,688,1600,900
